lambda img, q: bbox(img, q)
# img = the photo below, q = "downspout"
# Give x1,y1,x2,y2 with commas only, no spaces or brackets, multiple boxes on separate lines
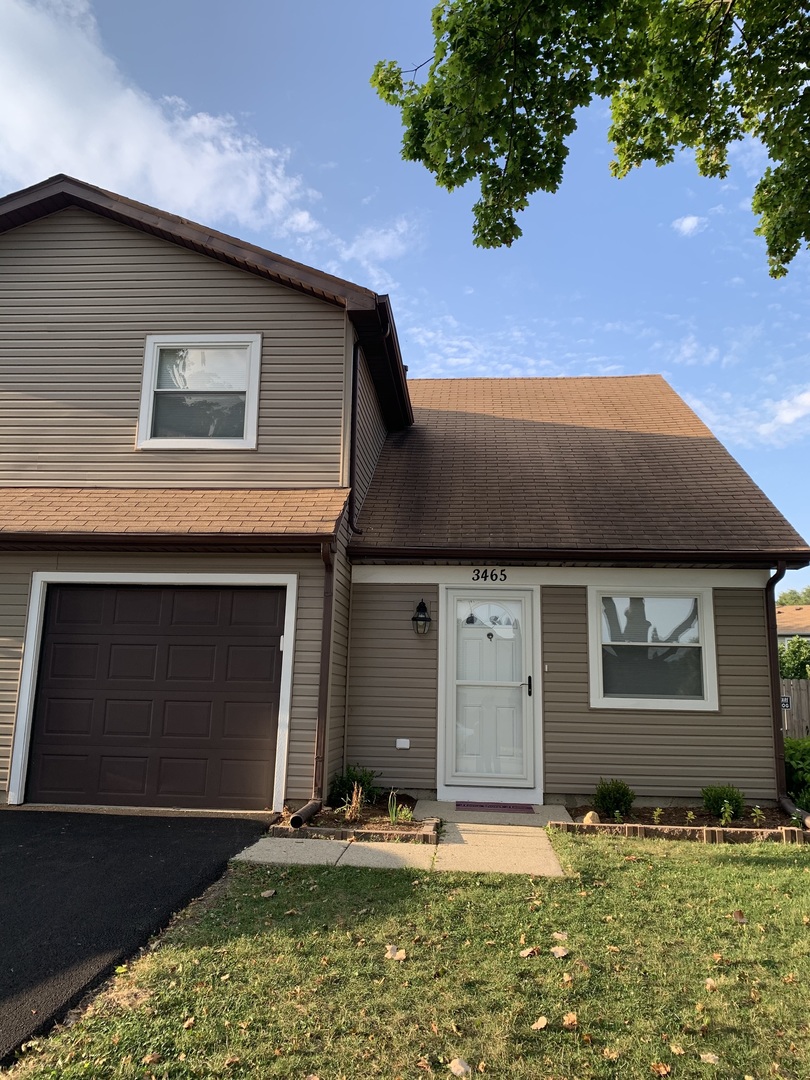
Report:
347,339,363,534
765,562,808,825
292,538,335,829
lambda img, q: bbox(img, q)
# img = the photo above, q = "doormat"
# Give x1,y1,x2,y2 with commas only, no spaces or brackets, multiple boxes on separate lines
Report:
456,802,535,813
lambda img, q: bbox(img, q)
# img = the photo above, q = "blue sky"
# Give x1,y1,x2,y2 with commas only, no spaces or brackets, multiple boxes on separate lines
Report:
2,0,809,592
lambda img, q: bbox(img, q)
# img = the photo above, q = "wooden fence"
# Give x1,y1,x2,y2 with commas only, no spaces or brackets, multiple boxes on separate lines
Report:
781,679,810,738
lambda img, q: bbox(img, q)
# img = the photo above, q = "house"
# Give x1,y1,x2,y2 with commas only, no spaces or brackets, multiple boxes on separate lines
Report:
776,606,810,645
0,175,807,814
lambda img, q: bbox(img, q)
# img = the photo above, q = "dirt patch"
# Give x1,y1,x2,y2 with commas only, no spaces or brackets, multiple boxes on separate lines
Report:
570,805,797,830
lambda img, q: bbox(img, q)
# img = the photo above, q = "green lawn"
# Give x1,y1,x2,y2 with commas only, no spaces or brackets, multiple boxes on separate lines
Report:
6,834,810,1080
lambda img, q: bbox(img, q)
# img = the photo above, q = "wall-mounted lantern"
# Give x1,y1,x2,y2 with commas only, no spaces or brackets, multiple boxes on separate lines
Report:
411,599,432,635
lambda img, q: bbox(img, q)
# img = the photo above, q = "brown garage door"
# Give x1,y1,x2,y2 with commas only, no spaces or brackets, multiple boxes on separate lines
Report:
25,584,285,810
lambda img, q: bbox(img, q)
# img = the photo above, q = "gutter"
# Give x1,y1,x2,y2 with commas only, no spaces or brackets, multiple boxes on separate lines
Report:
346,544,810,569
347,339,363,534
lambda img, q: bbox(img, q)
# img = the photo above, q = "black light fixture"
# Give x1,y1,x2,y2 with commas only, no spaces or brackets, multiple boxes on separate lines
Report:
411,599,432,635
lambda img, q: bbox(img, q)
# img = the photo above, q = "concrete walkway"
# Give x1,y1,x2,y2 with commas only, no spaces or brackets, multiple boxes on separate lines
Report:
235,802,570,876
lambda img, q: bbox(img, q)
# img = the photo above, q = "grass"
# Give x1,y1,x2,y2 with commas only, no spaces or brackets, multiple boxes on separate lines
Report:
5,834,810,1079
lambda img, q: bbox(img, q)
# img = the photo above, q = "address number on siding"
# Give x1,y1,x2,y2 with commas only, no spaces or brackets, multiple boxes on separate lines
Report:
471,568,507,581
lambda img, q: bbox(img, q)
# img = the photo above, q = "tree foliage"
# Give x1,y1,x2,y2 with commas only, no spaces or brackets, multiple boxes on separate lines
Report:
372,1,810,276
779,635,810,679
777,585,810,606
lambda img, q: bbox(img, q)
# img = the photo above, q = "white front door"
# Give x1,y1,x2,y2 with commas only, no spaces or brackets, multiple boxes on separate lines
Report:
441,588,540,801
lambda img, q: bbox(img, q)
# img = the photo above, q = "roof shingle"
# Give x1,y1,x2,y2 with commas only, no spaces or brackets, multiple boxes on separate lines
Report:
352,376,808,562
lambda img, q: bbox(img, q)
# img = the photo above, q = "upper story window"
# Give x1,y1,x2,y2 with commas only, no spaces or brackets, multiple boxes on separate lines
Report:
137,334,262,449
587,587,718,711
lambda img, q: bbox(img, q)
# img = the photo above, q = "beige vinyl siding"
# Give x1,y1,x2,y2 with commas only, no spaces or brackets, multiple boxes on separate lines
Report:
346,584,438,788
0,208,347,487
541,585,777,799
353,351,388,512
0,552,325,801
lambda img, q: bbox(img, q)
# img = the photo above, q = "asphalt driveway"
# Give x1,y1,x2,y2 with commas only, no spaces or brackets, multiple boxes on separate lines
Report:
0,811,266,1064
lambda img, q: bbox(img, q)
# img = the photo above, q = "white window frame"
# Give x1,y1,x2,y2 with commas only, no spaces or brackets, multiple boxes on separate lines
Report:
136,333,262,449
587,586,719,711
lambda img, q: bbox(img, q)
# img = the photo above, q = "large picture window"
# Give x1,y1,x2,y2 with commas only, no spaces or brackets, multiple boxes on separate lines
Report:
588,588,718,710
137,334,261,449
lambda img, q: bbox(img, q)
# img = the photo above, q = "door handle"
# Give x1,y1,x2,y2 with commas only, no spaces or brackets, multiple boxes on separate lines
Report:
520,675,532,697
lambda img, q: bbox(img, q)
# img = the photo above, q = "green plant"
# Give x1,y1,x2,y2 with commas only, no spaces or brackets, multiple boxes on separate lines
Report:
701,785,745,820
327,764,380,808
386,790,415,824
685,810,696,824
778,636,810,679
750,805,766,826
719,800,735,828
784,737,810,800
593,777,636,820
613,810,623,824
793,787,810,813
651,807,663,825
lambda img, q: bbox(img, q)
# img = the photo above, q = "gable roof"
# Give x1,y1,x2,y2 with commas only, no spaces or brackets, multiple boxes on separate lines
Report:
776,606,810,636
0,174,411,430
350,376,810,568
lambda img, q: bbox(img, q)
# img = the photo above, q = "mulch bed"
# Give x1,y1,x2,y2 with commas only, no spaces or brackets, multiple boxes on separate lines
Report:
570,804,796,830
555,804,807,845
271,794,439,845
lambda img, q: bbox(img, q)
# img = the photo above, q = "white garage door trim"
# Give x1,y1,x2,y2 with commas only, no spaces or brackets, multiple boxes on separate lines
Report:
8,571,298,811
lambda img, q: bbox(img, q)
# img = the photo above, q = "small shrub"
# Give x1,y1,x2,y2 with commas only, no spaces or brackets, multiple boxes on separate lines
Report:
685,809,696,824
652,807,663,825
701,785,744,820
793,786,810,813
593,778,635,820
750,805,766,826
328,764,380,808
784,737,810,800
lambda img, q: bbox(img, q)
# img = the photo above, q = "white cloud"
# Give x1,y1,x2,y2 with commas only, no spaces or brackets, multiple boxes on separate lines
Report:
0,0,317,234
671,215,708,238
757,389,810,440
685,384,810,448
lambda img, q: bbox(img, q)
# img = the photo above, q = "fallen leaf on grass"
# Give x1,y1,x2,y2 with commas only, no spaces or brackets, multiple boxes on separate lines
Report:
449,1059,471,1076
782,973,797,983
384,945,407,961
562,1012,578,1030
552,931,568,940
284,908,300,916
219,974,230,982
700,1052,720,1064
182,1017,194,1029
142,1054,161,1065
260,889,276,898
705,978,717,992
607,945,620,953
305,1075,320,1080
223,1058,240,1068
731,910,748,924
603,1048,620,1061
670,1044,685,1055
531,1017,548,1030
650,1065,671,1077
519,946,542,958
550,946,569,958
562,972,573,985
416,1058,432,1072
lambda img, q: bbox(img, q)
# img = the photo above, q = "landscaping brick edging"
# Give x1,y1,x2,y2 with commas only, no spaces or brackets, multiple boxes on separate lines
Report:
548,820,808,845
269,817,441,846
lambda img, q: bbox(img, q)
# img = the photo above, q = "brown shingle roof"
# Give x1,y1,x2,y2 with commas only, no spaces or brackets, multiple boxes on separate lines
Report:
351,376,809,563
0,488,347,538
776,606,810,636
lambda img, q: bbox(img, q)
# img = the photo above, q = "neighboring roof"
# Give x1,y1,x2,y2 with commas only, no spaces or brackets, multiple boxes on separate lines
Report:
776,606,810,637
350,376,810,567
0,175,412,430
0,488,348,549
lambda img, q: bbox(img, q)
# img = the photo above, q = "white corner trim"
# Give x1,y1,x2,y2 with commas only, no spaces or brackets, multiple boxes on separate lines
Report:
7,571,298,811
587,585,719,712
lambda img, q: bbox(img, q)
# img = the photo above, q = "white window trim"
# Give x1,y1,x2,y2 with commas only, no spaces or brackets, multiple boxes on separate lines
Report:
7,572,297,812
587,586,719,711
136,333,262,449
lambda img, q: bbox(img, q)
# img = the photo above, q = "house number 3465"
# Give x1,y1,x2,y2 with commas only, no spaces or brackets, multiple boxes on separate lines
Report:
471,568,507,581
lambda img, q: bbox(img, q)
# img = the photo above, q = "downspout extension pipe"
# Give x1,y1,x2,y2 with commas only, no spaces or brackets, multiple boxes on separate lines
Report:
779,793,810,830
290,799,322,829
